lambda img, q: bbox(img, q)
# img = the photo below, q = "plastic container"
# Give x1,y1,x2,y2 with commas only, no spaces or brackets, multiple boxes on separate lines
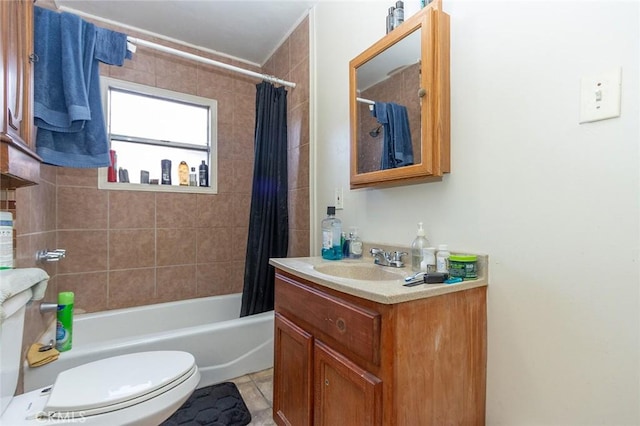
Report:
0,211,13,270
436,244,450,273
56,292,74,352
321,206,342,260
425,247,436,273
411,222,430,272
189,167,197,186
448,254,478,280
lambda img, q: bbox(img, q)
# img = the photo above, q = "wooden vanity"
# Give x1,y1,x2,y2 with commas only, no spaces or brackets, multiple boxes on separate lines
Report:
270,257,487,426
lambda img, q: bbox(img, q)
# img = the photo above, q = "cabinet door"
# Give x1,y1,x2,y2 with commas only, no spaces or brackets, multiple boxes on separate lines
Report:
314,340,382,426
1,0,35,149
274,313,313,426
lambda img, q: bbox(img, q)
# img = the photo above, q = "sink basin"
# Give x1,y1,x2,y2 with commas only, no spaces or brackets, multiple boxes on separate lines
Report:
313,263,404,281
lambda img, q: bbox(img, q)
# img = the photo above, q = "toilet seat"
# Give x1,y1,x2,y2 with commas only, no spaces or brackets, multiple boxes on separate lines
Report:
42,351,196,420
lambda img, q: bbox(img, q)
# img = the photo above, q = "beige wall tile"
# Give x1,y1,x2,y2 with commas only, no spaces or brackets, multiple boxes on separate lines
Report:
109,191,156,229
231,193,251,228
156,228,197,266
57,230,108,273
109,229,155,269
197,193,232,228
56,272,109,313
56,167,97,187
196,261,240,297
108,268,156,309
57,187,108,230
156,193,196,229
290,17,309,70
196,227,232,264
156,265,197,302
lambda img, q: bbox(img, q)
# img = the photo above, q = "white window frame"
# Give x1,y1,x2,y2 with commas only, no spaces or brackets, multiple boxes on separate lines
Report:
98,77,218,194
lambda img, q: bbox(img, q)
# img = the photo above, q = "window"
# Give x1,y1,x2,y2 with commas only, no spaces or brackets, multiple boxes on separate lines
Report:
99,77,217,193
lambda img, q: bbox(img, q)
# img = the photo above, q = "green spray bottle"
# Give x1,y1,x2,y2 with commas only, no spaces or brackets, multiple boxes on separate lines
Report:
56,292,74,352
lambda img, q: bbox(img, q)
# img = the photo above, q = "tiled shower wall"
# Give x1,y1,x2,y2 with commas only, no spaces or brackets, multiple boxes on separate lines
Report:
15,13,309,330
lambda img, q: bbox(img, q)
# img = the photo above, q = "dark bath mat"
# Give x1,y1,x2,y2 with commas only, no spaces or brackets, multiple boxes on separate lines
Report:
161,382,252,426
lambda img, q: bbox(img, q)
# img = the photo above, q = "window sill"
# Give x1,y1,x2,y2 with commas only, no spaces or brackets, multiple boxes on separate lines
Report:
98,167,217,194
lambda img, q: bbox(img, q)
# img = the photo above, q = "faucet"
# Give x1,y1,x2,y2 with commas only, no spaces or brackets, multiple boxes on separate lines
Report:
370,248,407,268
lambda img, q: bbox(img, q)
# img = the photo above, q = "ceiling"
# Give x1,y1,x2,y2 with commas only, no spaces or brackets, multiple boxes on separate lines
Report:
53,0,318,66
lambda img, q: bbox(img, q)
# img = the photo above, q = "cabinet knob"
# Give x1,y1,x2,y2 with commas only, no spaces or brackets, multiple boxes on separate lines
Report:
325,379,329,386
29,53,39,63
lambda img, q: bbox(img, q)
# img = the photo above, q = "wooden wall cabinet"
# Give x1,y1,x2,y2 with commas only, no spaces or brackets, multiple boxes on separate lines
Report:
1,0,41,189
273,269,487,426
349,0,449,189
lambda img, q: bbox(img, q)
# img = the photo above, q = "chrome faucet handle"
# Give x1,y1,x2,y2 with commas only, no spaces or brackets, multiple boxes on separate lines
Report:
36,249,66,263
392,251,407,262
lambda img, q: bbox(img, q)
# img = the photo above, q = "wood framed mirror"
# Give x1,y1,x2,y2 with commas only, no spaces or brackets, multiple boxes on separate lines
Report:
349,0,449,189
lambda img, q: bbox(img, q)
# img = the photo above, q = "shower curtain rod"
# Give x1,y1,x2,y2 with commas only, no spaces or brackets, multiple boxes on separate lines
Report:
356,97,375,105
126,36,297,88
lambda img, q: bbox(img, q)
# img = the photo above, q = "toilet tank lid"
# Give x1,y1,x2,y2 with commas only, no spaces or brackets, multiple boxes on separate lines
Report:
0,268,49,322
44,351,196,414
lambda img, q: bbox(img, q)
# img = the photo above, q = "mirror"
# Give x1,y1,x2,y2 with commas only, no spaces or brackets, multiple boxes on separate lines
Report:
349,1,449,189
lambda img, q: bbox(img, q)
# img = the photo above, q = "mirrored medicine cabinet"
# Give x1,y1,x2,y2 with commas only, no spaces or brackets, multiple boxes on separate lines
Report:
349,0,450,189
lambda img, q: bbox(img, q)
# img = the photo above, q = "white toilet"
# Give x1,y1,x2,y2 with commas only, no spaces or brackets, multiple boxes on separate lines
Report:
0,269,200,425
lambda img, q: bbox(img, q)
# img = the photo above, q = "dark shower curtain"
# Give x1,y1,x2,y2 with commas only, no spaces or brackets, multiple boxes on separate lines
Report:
240,81,289,317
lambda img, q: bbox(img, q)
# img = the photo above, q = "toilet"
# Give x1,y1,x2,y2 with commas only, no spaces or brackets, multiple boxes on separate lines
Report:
0,269,200,425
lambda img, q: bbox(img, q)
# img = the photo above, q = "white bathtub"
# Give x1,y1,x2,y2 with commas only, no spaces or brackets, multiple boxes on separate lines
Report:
23,293,274,393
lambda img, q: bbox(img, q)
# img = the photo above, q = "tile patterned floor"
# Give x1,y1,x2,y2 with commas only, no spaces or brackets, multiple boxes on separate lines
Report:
231,368,276,425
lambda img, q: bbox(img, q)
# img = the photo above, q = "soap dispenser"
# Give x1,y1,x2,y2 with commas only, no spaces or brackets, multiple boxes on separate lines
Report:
411,222,430,272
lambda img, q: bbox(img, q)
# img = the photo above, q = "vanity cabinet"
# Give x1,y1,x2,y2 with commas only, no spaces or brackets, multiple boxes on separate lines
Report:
1,0,41,189
273,268,487,426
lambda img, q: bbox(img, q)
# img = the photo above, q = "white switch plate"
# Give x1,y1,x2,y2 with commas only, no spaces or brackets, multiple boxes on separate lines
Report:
579,67,622,124
334,187,344,210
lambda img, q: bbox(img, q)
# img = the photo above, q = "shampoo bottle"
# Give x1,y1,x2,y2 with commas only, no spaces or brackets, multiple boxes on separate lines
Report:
199,160,209,187
321,206,342,260
178,161,189,186
56,292,74,352
411,222,430,272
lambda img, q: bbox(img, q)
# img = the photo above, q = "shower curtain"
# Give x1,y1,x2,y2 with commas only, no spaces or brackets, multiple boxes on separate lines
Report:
240,81,289,317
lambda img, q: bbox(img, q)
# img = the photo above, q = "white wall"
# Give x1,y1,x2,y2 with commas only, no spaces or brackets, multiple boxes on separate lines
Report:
311,1,640,424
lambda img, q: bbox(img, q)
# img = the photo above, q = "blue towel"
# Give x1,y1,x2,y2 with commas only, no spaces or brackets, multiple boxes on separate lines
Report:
373,102,414,169
95,27,129,65
33,8,93,132
33,7,130,168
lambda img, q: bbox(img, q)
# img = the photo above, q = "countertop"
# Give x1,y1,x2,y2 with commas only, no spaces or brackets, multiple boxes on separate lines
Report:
269,255,488,305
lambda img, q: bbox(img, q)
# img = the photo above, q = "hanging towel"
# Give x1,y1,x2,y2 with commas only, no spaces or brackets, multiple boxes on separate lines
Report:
33,7,130,168
95,27,130,65
373,102,414,170
33,7,94,132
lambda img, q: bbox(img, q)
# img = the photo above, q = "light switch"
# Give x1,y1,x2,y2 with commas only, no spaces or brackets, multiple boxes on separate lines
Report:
579,68,622,124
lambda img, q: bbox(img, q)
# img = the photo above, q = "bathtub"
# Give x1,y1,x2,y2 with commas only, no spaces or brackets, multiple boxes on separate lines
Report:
23,293,274,393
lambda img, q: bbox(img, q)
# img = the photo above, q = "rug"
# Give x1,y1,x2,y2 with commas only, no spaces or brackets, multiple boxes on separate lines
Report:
161,382,252,426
